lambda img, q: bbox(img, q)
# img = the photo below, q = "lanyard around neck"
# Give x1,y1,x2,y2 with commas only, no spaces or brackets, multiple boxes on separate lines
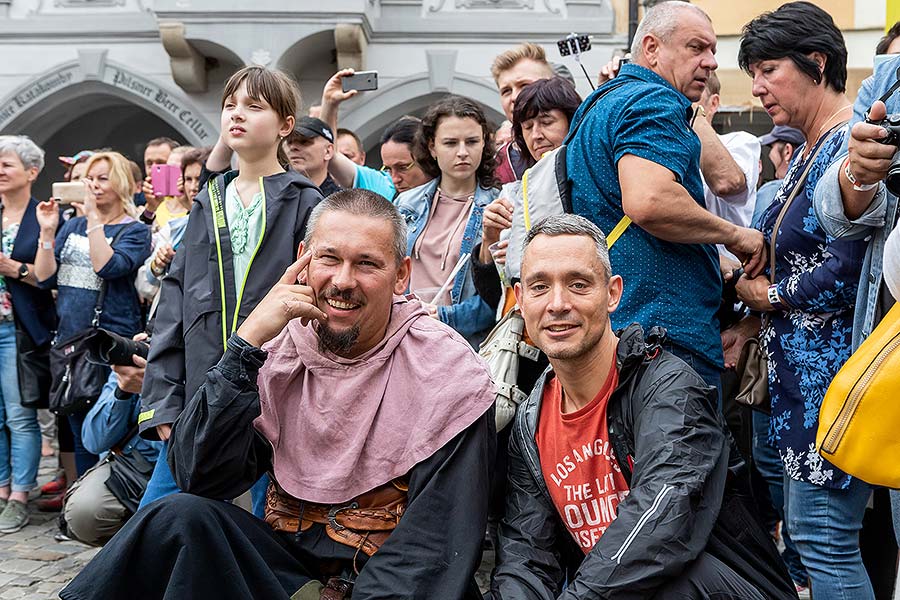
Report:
208,177,267,350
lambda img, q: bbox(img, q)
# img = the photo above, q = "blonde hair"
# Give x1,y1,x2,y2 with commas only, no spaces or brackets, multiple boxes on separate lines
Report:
491,42,553,84
84,152,138,217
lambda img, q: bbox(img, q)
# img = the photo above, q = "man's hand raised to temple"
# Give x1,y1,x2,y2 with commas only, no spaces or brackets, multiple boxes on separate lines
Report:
236,252,327,348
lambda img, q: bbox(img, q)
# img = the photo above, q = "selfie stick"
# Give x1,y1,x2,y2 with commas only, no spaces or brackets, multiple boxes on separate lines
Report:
566,33,596,91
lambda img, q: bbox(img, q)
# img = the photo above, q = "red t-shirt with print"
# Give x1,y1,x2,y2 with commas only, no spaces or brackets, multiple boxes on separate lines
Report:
535,361,630,553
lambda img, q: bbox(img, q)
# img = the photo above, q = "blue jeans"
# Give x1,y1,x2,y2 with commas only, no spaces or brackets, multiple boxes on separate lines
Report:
67,411,99,477
751,411,807,585
139,440,268,519
890,490,900,546
0,322,40,492
783,475,874,599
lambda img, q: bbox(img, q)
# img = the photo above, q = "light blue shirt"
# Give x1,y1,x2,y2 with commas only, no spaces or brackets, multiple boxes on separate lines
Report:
813,54,900,350
353,165,396,201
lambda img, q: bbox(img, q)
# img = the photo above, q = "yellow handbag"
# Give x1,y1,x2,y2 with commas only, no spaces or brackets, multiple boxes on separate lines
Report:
817,301,900,487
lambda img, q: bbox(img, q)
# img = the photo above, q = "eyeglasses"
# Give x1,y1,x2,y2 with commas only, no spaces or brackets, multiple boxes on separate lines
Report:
381,161,416,176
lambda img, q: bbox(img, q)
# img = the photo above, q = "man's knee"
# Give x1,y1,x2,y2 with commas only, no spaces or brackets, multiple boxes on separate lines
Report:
65,465,128,546
652,552,765,600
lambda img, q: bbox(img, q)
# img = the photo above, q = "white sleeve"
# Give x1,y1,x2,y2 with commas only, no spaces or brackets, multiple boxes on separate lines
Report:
719,132,761,206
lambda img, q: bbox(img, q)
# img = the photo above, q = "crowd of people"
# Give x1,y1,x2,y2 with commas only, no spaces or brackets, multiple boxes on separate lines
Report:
0,0,897,598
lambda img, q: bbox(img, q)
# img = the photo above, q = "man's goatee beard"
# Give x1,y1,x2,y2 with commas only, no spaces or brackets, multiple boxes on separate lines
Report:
317,323,361,355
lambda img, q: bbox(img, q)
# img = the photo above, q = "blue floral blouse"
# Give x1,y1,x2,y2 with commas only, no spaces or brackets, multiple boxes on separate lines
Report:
758,124,867,489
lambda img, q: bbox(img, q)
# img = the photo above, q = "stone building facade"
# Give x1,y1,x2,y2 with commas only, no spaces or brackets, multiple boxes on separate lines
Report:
0,0,886,195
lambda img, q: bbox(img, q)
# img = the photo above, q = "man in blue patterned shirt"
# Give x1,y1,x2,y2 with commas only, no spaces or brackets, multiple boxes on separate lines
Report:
567,1,766,388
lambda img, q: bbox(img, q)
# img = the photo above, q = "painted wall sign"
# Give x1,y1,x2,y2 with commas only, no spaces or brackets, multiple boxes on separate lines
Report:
0,69,76,129
106,67,211,141
0,62,213,142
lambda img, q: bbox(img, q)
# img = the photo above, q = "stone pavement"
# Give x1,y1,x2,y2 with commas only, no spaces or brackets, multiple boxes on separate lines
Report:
0,454,97,600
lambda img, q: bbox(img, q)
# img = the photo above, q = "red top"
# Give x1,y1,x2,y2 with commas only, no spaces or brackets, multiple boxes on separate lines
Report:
535,359,630,553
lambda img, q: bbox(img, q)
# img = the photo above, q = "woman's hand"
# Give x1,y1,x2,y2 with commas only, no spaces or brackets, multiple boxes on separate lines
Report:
735,274,773,312
0,254,21,278
36,199,60,234
82,179,99,222
143,176,163,212
422,303,439,319
721,315,762,369
155,244,175,267
479,197,513,263
321,69,359,109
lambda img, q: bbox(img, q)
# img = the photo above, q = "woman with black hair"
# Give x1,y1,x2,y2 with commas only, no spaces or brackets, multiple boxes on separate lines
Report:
511,77,582,170
395,95,499,347
473,77,582,313
733,3,872,597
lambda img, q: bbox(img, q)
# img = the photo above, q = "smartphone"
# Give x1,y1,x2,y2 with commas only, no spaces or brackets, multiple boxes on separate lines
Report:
150,164,181,197
51,182,86,205
342,71,378,93
558,34,591,57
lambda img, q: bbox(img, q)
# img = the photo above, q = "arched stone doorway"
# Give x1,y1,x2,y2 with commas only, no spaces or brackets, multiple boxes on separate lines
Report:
0,53,216,198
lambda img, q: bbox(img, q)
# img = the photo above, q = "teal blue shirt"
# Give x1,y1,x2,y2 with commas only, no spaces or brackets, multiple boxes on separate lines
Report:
566,63,722,371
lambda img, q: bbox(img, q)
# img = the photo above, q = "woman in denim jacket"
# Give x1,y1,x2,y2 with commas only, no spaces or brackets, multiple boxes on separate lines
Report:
396,96,500,347
812,54,900,549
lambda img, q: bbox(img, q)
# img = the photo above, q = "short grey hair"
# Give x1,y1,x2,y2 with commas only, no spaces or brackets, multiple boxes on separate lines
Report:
304,188,408,265
523,214,612,279
0,135,45,173
630,1,712,57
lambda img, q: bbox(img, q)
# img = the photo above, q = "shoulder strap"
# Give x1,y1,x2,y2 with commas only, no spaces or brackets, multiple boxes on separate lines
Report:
93,222,137,327
522,80,632,247
208,177,237,350
768,121,847,278
564,80,627,145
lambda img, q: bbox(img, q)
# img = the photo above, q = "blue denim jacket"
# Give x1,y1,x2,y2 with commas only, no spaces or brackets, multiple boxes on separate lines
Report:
82,371,163,462
395,178,498,346
813,55,900,350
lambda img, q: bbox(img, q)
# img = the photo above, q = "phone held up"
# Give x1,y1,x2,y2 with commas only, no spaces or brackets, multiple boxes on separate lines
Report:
342,71,379,93
150,164,181,197
51,182,86,206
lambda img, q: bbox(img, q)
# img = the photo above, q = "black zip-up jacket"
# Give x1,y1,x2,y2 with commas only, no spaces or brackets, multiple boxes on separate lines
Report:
139,170,322,439
168,334,494,599
491,325,796,600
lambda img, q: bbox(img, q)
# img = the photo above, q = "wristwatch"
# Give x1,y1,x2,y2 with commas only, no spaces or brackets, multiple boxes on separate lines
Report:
767,284,786,311
39,239,54,251
16,263,28,280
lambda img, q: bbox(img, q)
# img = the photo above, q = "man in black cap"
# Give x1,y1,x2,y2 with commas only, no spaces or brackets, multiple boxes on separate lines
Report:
754,125,805,227
284,116,343,197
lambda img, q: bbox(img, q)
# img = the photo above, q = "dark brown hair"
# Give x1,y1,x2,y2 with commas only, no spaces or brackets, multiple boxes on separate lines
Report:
180,146,212,178
222,66,301,167
413,95,498,190
511,77,581,168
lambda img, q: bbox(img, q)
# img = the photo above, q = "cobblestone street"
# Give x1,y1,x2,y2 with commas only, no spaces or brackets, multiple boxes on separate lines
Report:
0,455,97,600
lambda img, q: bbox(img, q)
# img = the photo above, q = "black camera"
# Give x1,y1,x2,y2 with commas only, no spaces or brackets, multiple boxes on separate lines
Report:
866,66,900,195
86,329,150,368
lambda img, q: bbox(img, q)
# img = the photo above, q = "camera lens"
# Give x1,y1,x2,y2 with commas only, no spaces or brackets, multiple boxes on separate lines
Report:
886,154,900,197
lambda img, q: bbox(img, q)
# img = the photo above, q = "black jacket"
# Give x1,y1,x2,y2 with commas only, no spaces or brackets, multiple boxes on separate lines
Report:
169,334,494,599
6,199,56,346
139,170,322,438
491,325,796,600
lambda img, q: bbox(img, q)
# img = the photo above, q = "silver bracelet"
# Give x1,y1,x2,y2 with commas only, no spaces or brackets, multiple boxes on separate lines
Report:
85,223,104,235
